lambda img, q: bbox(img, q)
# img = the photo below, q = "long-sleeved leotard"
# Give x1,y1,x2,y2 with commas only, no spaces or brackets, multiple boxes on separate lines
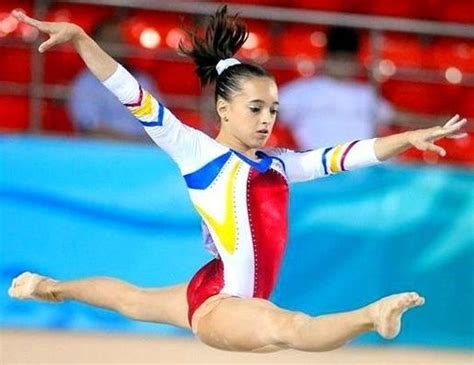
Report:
103,64,381,325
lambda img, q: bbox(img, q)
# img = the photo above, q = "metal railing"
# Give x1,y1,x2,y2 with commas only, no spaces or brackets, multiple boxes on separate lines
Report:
64,0,474,38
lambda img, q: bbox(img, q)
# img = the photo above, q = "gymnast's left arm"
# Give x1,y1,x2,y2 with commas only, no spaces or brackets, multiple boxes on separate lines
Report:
270,114,467,183
373,114,467,161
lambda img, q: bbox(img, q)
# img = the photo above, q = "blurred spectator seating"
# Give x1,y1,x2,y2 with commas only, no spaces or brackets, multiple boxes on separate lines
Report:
0,0,472,165
0,96,29,132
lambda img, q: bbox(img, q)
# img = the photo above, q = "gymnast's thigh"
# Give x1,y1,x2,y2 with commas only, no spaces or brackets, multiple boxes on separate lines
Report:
192,295,300,353
139,283,190,329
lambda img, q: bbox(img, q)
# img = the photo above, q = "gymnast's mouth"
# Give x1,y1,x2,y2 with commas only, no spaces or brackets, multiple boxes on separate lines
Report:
257,129,269,135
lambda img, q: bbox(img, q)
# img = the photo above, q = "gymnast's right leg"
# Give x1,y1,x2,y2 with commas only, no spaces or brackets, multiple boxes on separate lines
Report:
8,272,190,330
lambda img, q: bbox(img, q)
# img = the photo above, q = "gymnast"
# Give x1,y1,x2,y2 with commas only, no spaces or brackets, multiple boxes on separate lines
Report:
8,6,467,353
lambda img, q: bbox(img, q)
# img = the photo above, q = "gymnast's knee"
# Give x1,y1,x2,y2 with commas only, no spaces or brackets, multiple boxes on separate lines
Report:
229,308,311,350
270,311,312,348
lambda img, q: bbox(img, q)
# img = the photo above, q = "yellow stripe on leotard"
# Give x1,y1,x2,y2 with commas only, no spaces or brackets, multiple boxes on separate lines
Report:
194,161,240,255
130,92,155,119
329,145,344,173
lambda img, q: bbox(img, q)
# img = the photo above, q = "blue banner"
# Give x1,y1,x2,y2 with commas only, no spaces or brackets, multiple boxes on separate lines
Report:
1,135,473,347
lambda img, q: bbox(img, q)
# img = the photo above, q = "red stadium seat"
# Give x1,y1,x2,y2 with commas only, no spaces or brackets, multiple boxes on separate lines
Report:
0,97,75,134
364,33,474,74
459,87,474,118
0,95,29,132
441,132,474,165
359,33,433,69
292,0,349,12
381,80,462,115
45,3,115,34
225,0,368,14
126,57,200,96
170,108,204,130
0,0,33,17
122,10,186,51
379,33,426,68
121,11,199,96
278,24,326,59
154,60,199,95
222,0,291,5
0,3,36,87
41,99,75,134
435,0,474,24
0,47,31,83
236,19,273,62
357,32,371,66
430,38,474,73
367,0,439,20
43,50,84,85
270,68,301,86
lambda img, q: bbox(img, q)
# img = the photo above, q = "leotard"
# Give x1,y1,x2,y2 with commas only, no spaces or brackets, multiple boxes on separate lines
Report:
103,64,381,325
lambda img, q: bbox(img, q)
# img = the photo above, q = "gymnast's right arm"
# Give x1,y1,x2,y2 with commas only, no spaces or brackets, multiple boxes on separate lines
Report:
12,10,223,172
12,10,117,81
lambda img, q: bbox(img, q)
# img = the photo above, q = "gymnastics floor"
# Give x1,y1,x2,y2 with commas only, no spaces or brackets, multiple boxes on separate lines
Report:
1,329,472,364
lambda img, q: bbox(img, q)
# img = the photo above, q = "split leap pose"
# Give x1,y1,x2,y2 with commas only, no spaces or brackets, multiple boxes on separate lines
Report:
9,7,467,353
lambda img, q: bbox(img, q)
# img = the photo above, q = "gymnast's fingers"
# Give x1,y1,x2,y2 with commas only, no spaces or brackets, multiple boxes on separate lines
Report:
38,37,59,53
443,114,460,128
425,143,446,156
11,10,50,33
446,132,468,139
433,118,467,139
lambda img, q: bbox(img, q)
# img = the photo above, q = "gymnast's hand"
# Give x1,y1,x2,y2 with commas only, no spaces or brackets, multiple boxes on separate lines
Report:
406,114,467,156
374,114,468,160
11,10,83,53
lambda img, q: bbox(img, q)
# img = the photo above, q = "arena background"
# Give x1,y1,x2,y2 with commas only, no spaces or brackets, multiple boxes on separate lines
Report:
0,0,473,364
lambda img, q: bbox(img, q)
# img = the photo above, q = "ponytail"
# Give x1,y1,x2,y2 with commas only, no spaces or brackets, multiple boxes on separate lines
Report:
179,5,273,101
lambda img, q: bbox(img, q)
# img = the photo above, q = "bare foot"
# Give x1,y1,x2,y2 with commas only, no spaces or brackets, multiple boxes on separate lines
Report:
369,292,425,339
8,272,62,302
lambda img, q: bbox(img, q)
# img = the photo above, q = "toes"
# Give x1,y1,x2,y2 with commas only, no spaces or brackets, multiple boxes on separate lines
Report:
409,292,424,305
406,292,422,304
8,285,24,299
12,271,32,286
8,272,36,299
374,292,425,340
416,297,425,306
401,292,425,309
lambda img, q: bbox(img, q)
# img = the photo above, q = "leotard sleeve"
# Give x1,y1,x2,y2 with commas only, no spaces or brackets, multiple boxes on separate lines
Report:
265,139,381,183
102,64,226,174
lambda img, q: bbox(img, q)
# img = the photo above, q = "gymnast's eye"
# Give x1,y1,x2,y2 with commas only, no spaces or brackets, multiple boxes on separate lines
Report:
249,107,261,114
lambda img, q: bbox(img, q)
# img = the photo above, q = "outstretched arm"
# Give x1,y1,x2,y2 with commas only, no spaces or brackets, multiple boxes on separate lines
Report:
12,10,226,173
374,114,467,161
13,10,117,81
268,114,468,183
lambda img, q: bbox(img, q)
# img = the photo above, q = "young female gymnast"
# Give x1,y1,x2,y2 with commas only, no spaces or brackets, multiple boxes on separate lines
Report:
9,7,467,353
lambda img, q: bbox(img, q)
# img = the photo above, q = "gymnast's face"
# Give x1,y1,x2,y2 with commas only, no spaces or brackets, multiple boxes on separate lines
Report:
216,77,279,152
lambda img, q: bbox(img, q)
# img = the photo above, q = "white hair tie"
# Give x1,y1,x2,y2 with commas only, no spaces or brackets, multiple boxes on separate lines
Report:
216,58,241,75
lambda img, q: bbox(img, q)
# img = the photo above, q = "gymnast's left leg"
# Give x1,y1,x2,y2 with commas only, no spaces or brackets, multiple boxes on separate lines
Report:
8,272,190,329
193,292,425,353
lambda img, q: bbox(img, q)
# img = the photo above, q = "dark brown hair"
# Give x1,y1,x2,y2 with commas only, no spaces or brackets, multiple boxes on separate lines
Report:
179,5,273,101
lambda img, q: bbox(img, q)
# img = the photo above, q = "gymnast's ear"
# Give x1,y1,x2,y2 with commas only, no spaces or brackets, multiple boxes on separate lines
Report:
216,97,230,122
